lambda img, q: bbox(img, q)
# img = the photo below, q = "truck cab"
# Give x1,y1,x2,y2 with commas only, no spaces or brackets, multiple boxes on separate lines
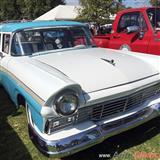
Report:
94,7,160,55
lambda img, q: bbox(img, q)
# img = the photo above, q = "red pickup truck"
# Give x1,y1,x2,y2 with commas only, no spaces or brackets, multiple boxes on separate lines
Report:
94,7,160,55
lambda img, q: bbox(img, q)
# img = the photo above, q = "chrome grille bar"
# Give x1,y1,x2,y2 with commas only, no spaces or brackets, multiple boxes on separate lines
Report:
78,82,160,122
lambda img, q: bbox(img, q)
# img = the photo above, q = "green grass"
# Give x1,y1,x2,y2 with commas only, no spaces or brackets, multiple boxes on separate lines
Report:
0,86,160,160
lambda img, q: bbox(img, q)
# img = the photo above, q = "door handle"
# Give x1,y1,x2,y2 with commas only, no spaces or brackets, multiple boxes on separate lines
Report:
113,35,120,38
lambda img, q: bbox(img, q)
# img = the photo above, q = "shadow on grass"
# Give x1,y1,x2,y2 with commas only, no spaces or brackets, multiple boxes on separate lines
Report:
63,113,160,160
0,86,32,160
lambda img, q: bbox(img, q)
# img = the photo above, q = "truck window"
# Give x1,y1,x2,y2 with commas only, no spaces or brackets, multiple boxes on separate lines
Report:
2,34,10,54
117,12,147,33
138,14,148,31
147,8,160,28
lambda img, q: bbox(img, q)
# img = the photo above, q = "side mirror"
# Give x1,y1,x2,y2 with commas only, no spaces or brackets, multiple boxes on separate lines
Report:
127,26,139,34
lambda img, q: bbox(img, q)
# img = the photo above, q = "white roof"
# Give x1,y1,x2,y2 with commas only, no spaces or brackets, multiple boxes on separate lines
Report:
35,5,82,21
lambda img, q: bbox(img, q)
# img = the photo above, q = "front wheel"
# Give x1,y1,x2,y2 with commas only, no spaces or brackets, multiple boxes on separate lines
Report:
120,44,131,51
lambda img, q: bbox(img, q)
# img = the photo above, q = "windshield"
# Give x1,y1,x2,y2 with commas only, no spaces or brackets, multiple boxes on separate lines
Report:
11,26,95,56
147,8,160,29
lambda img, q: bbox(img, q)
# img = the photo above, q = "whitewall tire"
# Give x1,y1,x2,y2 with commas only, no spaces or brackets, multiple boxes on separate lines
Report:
120,44,131,51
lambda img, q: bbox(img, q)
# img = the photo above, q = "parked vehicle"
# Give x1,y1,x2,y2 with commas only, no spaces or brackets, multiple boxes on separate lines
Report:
94,7,160,55
0,21,160,158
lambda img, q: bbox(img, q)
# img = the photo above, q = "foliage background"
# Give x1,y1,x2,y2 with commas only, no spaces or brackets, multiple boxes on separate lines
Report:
150,0,160,6
0,0,65,21
78,0,125,25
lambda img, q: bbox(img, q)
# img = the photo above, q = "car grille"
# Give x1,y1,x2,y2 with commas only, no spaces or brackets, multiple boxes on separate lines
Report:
46,82,160,133
77,82,160,122
101,108,148,131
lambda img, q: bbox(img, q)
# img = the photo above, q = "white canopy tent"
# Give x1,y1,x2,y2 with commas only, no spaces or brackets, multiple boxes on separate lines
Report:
35,5,81,21
35,5,116,22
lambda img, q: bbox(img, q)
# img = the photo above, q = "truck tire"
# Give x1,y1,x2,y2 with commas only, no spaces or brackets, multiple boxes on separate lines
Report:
120,44,131,51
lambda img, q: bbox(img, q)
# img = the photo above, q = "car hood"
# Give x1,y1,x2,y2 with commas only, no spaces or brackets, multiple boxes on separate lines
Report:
32,48,158,93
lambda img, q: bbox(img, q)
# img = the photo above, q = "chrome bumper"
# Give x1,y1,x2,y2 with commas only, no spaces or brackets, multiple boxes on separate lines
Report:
28,104,160,158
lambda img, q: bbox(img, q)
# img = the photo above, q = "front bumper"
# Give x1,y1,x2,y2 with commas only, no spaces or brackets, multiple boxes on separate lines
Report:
28,104,160,158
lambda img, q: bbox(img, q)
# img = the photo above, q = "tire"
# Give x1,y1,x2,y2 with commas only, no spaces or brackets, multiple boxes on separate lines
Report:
120,44,131,51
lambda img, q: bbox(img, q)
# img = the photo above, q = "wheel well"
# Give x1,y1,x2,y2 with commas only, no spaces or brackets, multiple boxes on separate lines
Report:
120,44,131,51
17,94,25,107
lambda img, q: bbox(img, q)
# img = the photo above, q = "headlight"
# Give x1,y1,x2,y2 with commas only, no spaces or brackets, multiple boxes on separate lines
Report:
54,90,79,116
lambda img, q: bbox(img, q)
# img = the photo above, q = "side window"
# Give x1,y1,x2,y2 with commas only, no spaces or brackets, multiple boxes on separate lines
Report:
117,12,140,33
147,8,160,28
138,14,148,31
2,34,10,54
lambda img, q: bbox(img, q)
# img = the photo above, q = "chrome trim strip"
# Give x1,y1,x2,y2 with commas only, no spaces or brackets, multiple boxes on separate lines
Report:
28,104,160,158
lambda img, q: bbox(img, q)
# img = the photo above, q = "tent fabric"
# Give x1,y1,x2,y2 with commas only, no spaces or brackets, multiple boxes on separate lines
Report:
35,5,82,21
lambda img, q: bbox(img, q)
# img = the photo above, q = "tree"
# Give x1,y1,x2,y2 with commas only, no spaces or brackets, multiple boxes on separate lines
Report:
0,0,65,21
0,0,21,21
78,0,125,25
150,0,160,6
21,0,65,19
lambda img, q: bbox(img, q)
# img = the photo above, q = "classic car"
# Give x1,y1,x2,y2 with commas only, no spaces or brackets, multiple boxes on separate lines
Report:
0,20,160,158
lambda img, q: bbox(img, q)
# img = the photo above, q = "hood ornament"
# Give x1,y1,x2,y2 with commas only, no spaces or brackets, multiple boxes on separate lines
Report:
101,58,115,66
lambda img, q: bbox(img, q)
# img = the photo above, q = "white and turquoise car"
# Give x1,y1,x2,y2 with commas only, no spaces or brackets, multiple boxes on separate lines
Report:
0,21,160,157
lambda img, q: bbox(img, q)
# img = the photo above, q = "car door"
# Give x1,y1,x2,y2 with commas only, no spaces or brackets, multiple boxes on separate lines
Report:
109,13,134,50
0,33,12,91
109,12,150,53
147,32,160,55
129,12,151,53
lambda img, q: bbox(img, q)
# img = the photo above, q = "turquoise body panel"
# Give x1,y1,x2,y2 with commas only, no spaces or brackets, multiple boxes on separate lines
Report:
0,20,85,32
0,71,44,132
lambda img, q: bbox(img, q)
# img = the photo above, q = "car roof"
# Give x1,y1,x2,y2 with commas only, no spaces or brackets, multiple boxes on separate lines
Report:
117,7,160,15
0,20,85,33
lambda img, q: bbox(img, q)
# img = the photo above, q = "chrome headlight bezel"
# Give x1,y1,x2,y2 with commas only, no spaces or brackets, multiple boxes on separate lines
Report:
53,90,79,116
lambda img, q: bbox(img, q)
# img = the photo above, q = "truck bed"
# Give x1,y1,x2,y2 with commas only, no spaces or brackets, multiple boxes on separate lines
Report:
94,34,111,48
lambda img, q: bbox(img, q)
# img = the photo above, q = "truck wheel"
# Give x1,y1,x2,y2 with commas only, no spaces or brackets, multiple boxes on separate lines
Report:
120,44,131,51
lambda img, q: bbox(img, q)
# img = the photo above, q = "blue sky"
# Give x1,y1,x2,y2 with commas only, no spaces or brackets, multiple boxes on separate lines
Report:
123,0,150,7
66,0,151,7
66,0,79,5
